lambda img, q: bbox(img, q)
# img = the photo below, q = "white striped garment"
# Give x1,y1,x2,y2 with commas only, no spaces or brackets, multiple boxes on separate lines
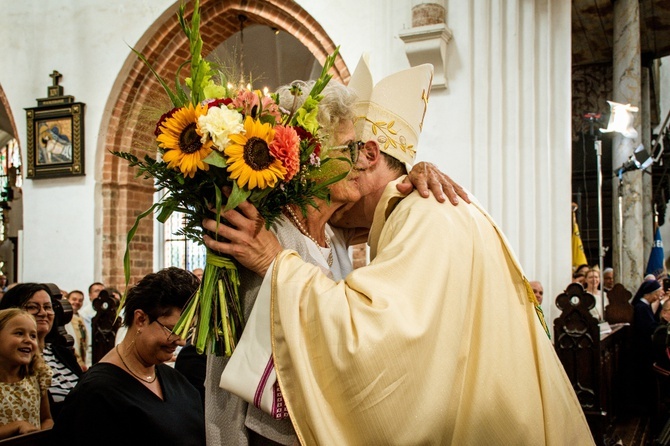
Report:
43,344,79,402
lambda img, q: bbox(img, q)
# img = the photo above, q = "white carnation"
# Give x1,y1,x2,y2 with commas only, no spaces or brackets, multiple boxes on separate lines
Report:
198,107,244,151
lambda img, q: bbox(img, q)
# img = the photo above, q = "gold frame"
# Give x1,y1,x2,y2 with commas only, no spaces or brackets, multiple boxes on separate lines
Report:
26,102,85,179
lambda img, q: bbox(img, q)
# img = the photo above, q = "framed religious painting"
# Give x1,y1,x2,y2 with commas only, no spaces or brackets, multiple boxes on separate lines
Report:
26,71,85,179
25,102,85,179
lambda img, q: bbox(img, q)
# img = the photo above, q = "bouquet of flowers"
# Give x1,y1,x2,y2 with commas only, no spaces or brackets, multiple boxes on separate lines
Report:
113,0,347,356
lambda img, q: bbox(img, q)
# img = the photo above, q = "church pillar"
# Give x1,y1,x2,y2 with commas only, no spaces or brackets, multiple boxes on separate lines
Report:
642,68,653,264
612,0,643,291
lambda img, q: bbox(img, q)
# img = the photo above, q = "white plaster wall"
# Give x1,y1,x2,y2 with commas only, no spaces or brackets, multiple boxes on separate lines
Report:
0,0,572,323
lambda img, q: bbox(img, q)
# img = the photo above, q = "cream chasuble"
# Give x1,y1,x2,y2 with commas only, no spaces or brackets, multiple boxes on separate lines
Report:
269,178,594,445
205,216,353,446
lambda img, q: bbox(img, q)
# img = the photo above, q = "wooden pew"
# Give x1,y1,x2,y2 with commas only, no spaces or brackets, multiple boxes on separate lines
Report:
0,429,52,446
91,289,121,364
554,283,633,446
42,283,75,350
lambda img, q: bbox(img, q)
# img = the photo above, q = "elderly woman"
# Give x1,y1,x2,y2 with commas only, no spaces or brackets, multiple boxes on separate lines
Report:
0,283,83,419
52,267,204,446
202,79,364,446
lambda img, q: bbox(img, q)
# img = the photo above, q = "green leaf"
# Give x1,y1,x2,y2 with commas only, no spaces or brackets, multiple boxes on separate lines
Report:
307,46,340,99
174,60,192,105
129,47,184,108
118,202,161,318
174,287,199,338
203,151,227,168
224,182,251,211
312,169,350,193
156,202,177,223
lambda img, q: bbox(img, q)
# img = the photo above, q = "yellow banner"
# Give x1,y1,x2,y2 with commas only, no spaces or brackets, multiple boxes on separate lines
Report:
572,212,588,270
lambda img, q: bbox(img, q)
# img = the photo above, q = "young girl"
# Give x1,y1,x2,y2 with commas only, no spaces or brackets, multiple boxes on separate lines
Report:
0,308,53,439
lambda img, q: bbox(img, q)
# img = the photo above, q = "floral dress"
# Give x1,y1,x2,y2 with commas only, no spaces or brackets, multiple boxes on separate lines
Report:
0,366,52,427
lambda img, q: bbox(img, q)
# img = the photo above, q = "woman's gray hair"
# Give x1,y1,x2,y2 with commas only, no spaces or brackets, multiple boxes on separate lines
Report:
275,79,357,145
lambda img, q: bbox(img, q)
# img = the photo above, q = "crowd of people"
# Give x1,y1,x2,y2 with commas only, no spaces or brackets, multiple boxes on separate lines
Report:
561,259,670,418
0,269,211,442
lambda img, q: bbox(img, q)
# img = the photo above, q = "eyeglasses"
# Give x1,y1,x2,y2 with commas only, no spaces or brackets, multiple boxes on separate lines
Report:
153,319,195,343
153,319,181,343
23,303,55,315
330,141,363,164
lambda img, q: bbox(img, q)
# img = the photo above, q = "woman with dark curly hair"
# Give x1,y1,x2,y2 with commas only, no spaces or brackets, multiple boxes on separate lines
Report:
52,267,204,446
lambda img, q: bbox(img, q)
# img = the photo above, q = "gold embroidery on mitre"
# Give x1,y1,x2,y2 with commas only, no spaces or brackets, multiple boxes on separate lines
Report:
359,116,416,157
420,89,429,131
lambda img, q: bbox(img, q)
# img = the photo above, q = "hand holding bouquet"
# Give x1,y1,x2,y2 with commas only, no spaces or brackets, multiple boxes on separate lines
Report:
113,0,346,356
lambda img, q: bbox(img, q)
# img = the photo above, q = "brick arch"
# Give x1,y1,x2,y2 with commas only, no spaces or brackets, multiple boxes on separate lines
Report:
101,0,347,288
0,84,20,142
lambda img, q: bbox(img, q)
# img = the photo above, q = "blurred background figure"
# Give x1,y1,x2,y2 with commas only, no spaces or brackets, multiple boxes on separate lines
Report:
530,281,544,305
79,282,105,368
602,268,614,293
631,279,664,414
652,300,670,371
191,268,204,282
105,287,122,305
65,290,87,371
572,263,589,288
585,268,604,320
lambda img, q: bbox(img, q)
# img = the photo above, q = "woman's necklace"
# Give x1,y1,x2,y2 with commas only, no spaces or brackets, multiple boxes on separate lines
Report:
285,205,333,267
116,345,157,383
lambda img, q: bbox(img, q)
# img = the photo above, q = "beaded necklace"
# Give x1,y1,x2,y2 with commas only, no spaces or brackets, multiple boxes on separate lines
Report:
285,205,333,267
116,345,157,383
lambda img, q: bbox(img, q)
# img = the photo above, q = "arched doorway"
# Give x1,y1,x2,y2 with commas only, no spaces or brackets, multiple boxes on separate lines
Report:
0,84,23,285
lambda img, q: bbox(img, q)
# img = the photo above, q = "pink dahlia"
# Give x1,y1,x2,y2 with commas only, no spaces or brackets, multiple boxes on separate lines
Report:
269,125,300,181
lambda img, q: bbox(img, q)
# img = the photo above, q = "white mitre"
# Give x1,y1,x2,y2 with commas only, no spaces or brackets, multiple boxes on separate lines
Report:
349,55,434,170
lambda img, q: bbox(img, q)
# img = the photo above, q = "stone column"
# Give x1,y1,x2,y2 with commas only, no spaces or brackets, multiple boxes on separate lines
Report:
612,0,643,291
642,67,653,264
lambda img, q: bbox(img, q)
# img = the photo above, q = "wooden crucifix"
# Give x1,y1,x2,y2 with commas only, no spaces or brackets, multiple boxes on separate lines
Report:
48,70,64,97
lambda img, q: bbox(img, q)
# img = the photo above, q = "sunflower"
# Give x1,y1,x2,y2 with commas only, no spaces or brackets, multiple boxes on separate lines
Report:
226,116,286,189
156,103,213,178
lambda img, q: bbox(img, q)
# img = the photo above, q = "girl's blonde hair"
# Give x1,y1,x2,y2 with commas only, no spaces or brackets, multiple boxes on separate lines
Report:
0,308,47,378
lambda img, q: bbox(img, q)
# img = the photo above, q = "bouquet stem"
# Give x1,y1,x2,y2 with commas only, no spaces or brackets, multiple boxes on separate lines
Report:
174,250,243,356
